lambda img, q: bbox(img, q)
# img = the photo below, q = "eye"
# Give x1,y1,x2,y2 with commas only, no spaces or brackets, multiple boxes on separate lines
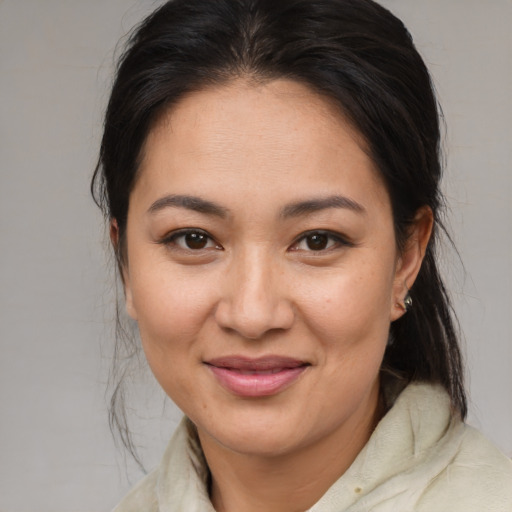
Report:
161,229,221,251
290,230,350,252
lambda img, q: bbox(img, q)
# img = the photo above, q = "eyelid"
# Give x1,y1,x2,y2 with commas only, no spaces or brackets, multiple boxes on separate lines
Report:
289,229,354,252
158,228,222,250
157,228,352,253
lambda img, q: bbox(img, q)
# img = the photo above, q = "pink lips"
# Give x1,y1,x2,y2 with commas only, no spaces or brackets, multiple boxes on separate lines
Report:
205,356,309,397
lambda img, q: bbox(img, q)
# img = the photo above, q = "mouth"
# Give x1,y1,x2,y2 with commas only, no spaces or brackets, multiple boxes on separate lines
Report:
204,356,310,397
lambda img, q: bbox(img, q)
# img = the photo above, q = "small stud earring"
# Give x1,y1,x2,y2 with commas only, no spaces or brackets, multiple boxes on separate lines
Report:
396,291,412,313
404,292,413,310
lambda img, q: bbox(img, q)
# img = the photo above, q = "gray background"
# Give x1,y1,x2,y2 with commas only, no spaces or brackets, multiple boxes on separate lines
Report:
0,0,510,510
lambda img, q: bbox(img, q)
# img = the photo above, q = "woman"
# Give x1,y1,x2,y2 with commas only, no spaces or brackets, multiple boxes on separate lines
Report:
92,0,512,510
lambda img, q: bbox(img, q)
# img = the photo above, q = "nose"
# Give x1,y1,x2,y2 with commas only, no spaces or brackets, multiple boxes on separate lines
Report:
214,249,295,340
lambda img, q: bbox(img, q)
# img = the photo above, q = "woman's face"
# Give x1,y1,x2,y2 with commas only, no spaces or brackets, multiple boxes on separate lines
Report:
121,80,427,458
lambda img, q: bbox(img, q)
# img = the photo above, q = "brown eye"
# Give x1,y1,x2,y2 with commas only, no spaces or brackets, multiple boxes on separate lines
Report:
305,233,329,251
184,232,208,249
163,229,220,251
290,230,351,253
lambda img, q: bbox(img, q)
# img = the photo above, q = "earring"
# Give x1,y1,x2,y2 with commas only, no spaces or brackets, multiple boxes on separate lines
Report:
396,291,412,313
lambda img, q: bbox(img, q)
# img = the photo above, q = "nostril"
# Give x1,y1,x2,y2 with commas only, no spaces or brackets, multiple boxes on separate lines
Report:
214,297,294,340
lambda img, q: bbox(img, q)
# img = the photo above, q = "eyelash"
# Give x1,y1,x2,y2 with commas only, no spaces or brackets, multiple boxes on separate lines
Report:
290,230,353,253
159,228,352,253
158,229,222,251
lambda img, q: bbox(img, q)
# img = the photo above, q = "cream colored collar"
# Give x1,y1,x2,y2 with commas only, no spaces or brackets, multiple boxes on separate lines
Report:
156,382,464,511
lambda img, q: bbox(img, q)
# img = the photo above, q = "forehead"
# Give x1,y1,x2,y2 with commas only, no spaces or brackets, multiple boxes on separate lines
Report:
134,79,389,215
143,79,366,163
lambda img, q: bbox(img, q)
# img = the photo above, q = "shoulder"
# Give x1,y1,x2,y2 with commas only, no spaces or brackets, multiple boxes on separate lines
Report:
112,469,159,512
417,424,512,512
110,417,213,512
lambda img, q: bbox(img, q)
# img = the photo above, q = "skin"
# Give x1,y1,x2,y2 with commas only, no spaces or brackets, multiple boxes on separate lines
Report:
116,79,432,512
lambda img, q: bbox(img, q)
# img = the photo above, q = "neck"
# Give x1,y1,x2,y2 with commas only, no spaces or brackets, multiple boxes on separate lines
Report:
198,382,382,512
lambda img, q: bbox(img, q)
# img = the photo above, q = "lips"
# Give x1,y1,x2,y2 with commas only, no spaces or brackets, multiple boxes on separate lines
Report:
205,356,309,397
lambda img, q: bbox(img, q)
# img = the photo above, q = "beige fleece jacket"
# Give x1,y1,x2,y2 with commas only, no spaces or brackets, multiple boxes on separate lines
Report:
113,383,512,511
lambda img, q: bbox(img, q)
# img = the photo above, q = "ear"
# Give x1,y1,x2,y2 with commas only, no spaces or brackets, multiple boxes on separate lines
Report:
390,206,433,321
110,219,138,320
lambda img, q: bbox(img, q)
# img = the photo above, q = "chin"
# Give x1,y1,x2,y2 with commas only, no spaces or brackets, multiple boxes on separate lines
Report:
197,400,346,461
191,402,307,457
210,425,304,458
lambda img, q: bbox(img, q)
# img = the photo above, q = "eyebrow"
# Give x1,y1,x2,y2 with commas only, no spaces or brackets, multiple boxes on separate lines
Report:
147,193,365,219
147,194,229,218
280,195,366,218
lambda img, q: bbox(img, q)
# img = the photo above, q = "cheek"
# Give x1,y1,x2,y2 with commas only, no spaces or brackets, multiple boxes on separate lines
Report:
130,271,216,408
297,260,396,348
129,265,216,365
